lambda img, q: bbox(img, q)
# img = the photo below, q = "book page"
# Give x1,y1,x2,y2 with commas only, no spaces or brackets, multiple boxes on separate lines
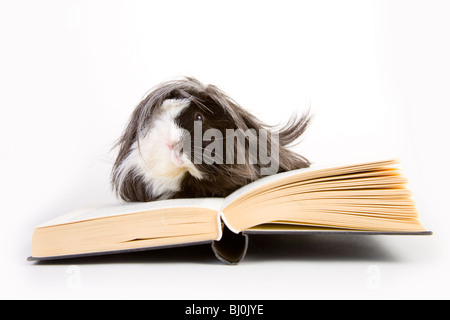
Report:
222,159,398,210
38,198,225,228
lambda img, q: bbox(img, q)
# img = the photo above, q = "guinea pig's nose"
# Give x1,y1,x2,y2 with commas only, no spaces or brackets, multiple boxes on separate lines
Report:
169,140,184,166
168,140,182,152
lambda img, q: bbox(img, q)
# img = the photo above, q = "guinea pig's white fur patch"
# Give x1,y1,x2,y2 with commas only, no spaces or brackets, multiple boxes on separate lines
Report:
115,99,203,199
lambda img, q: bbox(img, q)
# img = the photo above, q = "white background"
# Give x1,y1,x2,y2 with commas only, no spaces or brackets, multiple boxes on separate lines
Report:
1,0,449,299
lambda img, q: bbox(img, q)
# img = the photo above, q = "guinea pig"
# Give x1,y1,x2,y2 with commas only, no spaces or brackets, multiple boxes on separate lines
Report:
111,77,311,202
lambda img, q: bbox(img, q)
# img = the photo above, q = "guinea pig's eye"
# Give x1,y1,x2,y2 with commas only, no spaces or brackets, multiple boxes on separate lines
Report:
194,112,203,122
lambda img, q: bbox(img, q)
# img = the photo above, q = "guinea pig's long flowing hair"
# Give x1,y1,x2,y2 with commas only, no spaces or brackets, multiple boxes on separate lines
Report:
111,77,311,202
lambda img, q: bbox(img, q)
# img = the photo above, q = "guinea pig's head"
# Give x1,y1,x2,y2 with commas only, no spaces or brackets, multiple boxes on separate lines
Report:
111,78,252,201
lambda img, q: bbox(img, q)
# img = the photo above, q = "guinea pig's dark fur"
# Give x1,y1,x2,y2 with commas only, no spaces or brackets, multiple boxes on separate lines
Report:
111,77,311,202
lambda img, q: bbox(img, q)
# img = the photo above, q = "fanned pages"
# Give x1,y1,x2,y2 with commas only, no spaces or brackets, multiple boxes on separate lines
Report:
221,160,424,233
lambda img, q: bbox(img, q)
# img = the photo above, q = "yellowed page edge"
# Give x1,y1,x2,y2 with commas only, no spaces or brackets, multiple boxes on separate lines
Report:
222,159,397,211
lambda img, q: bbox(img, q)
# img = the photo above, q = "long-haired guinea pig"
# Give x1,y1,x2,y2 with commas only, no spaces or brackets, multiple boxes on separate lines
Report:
111,77,311,202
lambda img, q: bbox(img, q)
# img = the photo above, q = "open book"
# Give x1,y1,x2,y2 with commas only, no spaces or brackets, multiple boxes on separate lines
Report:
29,160,431,264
